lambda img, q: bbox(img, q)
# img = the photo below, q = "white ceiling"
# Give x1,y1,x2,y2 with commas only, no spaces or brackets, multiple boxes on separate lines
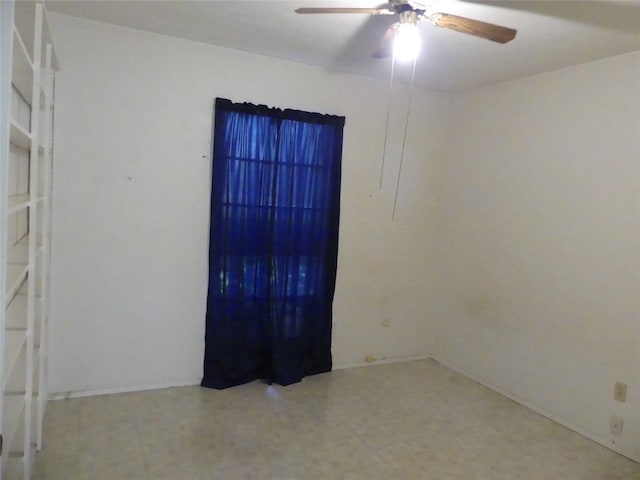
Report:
46,0,640,91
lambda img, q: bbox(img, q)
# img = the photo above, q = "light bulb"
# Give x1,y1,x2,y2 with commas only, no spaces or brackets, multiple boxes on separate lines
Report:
393,23,421,62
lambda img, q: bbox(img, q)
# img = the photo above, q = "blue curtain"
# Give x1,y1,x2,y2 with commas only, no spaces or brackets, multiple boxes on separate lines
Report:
202,98,344,389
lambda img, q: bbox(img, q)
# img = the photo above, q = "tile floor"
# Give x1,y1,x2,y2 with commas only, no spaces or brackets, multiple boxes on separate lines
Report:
35,360,639,480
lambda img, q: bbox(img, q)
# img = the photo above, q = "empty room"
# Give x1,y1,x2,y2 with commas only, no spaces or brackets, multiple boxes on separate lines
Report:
0,1,639,479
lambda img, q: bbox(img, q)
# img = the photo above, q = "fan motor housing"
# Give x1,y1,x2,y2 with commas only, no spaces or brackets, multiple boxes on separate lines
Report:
392,0,427,14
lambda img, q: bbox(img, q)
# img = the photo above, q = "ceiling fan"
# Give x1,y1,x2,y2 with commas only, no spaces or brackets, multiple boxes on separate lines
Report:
296,1,517,218
296,1,517,60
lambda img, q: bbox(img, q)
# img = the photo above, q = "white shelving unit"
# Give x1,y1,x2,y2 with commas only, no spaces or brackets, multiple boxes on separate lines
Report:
0,1,57,479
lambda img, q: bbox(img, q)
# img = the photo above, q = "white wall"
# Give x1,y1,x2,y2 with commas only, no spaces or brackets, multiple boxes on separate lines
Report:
432,52,640,460
47,14,449,396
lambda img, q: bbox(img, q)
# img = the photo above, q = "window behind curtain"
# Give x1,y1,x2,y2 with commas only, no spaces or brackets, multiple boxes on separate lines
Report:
202,98,345,389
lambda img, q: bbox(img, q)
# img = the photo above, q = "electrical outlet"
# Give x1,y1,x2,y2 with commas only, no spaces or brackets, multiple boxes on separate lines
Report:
610,416,623,437
614,382,627,403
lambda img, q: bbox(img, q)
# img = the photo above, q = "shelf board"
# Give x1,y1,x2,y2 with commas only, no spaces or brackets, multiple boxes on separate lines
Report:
7,234,42,265
5,264,29,306
11,27,34,102
8,411,26,455
7,238,29,265
9,119,31,150
3,455,24,480
5,292,28,330
3,331,26,391
14,1,59,71
1,394,26,464
4,346,27,395
7,194,31,215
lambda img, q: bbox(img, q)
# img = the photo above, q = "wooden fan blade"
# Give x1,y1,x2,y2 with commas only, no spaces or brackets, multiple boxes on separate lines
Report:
429,13,517,43
295,7,393,15
373,23,398,58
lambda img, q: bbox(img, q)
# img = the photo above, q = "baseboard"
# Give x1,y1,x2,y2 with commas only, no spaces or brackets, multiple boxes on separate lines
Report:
49,378,202,400
429,355,640,463
333,353,430,370
48,355,430,399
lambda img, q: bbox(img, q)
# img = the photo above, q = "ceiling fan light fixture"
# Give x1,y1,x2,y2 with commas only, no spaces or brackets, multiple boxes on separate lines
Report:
393,22,421,62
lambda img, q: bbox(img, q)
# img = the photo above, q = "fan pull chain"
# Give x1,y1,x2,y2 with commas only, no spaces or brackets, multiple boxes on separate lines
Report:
392,56,418,221
379,54,396,189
